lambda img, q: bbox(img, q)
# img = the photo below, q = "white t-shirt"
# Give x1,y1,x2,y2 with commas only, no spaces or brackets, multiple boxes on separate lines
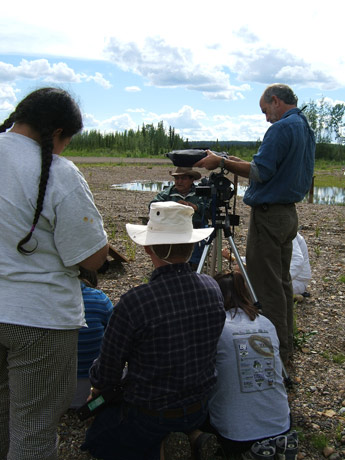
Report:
290,232,311,294
209,310,290,441
0,132,107,329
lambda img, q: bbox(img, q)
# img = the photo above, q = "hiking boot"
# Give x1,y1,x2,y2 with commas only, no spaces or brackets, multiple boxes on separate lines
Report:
275,430,298,460
189,431,220,460
242,439,276,459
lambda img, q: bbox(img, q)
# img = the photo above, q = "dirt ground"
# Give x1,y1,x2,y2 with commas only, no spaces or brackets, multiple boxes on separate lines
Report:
58,159,345,460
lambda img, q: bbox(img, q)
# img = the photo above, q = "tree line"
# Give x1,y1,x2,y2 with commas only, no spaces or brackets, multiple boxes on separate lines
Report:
67,100,345,162
69,121,185,156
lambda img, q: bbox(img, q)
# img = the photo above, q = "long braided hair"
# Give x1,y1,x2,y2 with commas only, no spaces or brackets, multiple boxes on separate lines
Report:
0,87,83,254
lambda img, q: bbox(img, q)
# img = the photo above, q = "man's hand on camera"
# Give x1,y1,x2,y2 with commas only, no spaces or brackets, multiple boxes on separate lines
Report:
194,150,221,170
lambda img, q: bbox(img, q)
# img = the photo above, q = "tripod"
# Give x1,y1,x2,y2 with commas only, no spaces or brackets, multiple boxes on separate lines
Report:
196,178,293,387
196,202,260,310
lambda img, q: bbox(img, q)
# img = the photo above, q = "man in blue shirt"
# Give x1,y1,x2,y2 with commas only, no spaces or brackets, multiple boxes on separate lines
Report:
81,202,225,460
195,84,315,365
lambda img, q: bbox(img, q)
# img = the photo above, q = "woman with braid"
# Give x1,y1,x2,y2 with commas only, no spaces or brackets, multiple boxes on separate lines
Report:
0,88,108,460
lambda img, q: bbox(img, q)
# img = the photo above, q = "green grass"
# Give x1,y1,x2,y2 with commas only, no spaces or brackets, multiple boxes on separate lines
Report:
123,233,136,261
311,433,329,450
332,353,345,364
314,174,344,188
293,305,318,349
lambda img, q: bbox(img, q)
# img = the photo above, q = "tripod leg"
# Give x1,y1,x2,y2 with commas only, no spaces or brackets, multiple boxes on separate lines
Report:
197,241,212,274
216,230,223,273
210,242,217,276
227,235,259,306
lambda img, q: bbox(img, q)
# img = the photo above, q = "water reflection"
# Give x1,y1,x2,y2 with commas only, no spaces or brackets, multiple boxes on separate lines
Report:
306,187,345,205
111,181,344,205
111,181,173,192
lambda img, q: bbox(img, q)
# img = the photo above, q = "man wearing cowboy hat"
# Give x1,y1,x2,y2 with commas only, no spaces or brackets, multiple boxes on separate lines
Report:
82,202,225,460
150,166,209,229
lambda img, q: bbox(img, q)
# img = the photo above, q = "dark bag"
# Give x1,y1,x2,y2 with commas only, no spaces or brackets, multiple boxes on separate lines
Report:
76,384,124,421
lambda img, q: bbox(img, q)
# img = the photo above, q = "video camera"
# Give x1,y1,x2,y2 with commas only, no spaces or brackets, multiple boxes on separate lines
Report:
166,149,234,208
166,149,228,167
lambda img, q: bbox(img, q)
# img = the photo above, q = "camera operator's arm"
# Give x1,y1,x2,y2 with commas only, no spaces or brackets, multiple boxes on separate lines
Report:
194,150,251,179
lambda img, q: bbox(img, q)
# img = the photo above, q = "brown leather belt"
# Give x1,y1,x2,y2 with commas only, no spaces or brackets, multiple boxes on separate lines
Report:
138,399,205,419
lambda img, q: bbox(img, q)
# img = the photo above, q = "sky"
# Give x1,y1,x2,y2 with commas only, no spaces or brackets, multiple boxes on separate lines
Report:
1,0,345,142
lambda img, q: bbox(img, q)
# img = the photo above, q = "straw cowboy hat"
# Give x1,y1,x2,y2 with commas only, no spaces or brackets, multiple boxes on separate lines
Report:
170,167,201,180
126,202,213,246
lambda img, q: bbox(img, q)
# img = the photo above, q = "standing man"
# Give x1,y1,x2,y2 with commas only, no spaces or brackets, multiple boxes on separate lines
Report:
195,84,315,364
81,202,225,460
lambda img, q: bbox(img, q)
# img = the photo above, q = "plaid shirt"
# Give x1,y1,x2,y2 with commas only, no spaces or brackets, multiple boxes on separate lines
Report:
90,263,225,409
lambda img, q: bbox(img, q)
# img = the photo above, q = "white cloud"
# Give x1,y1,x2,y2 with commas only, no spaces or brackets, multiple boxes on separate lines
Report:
126,108,145,113
144,105,207,129
125,86,141,92
0,84,18,111
105,37,251,99
82,113,101,129
316,96,345,107
85,72,112,89
82,112,137,132
0,59,112,112
100,114,137,132
0,59,111,87
211,114,268,142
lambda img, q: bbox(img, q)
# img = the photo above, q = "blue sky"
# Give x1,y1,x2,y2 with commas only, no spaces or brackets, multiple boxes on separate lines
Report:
1,0,344,141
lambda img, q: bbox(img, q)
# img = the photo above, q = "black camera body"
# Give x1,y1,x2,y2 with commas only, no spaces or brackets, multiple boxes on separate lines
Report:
166,148,239,228
196,171,235,207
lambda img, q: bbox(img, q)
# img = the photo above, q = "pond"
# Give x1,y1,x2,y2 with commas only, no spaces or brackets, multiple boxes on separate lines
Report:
111,181,345,205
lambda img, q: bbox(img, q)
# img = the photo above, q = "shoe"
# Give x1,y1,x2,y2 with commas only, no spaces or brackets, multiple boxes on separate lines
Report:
162,432,191,460
242,439,276,459
251,439,275,459
275,430,298,460
190,432,219,460
302,291,310,298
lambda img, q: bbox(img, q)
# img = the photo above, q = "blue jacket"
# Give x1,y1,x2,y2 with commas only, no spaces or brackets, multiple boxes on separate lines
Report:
244,108,315,206
78,282,114,378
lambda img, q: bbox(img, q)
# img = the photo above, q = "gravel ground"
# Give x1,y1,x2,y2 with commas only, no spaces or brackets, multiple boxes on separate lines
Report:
58,160,345,460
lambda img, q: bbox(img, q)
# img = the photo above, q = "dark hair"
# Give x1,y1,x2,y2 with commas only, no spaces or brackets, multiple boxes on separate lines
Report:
213,270,258,321
0,87,83,254
151,243,194,262
78,267,98,288
262,84,298,105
